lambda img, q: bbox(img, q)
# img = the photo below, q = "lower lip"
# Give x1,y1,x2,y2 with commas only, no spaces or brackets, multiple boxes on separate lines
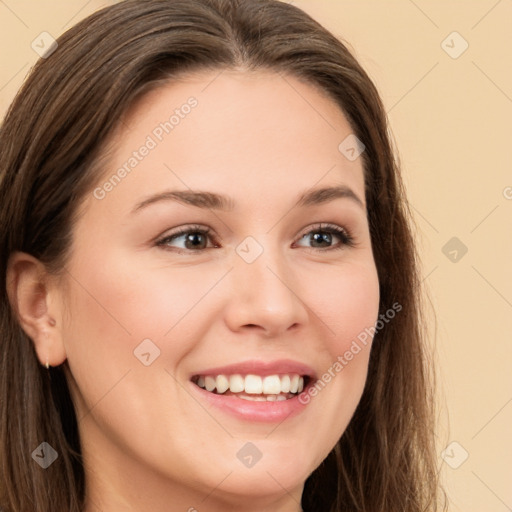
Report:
190,382,310,422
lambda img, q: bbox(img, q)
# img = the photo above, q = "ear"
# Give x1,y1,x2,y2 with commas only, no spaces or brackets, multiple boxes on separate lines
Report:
6,252,67,368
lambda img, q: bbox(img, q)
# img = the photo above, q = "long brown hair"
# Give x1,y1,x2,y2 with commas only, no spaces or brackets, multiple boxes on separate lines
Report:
0,1,443,510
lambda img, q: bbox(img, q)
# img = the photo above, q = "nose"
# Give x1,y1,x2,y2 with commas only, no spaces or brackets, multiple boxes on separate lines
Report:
223,248,309,337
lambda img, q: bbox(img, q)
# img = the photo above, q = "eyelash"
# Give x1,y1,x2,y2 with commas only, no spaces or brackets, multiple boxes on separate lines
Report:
295,223,355,250
155,223,355,253
156,225,216,253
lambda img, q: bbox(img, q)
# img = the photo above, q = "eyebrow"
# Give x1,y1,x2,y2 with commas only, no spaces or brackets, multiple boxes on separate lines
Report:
132,185,364,213
133,190,235,212
296,185,364,209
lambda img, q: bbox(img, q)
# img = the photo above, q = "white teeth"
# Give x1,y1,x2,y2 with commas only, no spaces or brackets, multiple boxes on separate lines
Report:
240,394,280,402
239,394,266,401
262,375,281,395
244,374,263,394
205,376,216,392
289,374,299,393
195,372,307,397
215,374,229,394
280,375,291,393
229,374,244,393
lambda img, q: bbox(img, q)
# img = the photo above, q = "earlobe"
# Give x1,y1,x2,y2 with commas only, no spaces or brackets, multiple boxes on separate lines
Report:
6,252,67,368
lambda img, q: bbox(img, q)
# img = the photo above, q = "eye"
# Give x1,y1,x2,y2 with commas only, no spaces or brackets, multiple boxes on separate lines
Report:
293,223,354,250
156,225,217,252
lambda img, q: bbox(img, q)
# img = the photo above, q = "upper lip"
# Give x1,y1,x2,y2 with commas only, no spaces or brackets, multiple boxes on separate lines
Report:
191,359,316,379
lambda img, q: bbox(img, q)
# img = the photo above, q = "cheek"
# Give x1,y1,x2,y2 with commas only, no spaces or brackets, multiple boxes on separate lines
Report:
306,259,380,357
301,257,379,414
60,250,226,403
64,251,212,340
60,256,191,409
286,257,379,418
287,258,379,467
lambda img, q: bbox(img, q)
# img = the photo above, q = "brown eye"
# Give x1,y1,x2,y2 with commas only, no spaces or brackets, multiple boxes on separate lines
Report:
182,232,208,250
157,227,215,251
307,231,334,248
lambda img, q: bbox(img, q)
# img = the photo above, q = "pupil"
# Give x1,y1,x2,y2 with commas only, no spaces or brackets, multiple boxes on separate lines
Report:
186,233,205,249
312,232,331,247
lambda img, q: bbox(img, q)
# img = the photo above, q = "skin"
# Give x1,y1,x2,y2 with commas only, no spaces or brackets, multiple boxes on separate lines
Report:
9,70,380,512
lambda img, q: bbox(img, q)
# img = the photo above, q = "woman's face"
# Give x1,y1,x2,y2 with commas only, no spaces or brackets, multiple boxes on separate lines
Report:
59,70,380,510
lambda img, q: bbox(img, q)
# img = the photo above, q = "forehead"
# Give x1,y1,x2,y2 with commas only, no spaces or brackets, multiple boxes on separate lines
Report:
90,69,366,214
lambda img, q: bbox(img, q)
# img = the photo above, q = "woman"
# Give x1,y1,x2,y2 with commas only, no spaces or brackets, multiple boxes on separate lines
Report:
0,0,443,510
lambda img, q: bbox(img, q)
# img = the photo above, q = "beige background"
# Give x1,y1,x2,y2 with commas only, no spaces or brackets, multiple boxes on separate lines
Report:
1,1,510,510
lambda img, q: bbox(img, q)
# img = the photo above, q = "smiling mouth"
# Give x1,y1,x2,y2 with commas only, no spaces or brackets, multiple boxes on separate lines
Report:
191,373,309,401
